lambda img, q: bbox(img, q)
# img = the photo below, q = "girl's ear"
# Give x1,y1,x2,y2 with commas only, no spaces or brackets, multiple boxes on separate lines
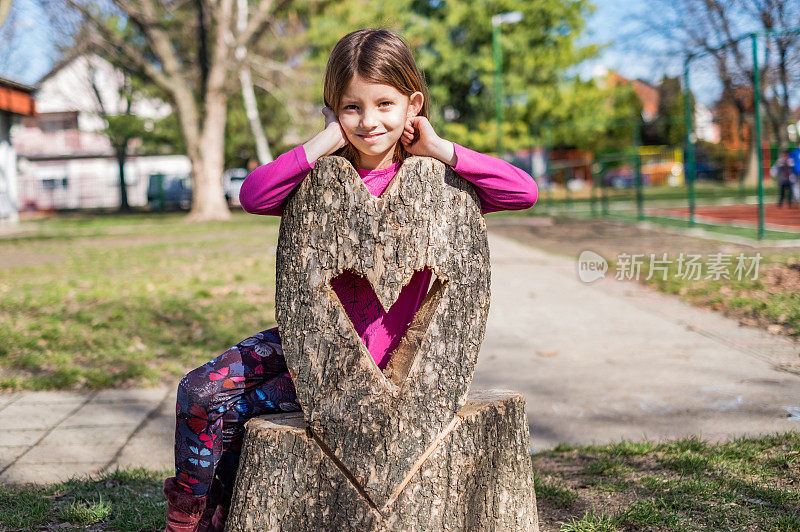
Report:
407,91,424,117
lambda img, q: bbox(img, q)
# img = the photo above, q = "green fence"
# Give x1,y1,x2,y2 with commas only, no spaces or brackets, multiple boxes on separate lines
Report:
527,28,800,241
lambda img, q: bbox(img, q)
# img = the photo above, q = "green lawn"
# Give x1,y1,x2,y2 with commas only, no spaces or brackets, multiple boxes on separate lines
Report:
534,431,800,531
0,212,281,390
495,181,800,242
3,210,798,391
1,432,797,531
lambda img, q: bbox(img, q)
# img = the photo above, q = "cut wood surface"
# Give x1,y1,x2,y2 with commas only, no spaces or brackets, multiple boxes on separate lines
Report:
226,390,538,531
274,155,491,505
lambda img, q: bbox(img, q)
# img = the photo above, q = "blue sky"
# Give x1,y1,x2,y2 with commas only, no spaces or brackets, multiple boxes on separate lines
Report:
0,0,668,87
0,0,56,86
582,0,680,82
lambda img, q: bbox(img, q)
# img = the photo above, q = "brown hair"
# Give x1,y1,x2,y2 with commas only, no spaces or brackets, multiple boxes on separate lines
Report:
323,28,430,169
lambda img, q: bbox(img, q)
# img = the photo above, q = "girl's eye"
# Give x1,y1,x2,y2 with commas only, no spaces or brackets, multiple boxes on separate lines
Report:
342,102,392,110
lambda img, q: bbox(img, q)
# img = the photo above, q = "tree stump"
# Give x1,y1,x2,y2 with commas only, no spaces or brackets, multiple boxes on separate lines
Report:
226,156,539,531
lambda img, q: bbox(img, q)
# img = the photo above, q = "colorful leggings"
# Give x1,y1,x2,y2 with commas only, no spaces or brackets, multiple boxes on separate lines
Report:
173,327,302,496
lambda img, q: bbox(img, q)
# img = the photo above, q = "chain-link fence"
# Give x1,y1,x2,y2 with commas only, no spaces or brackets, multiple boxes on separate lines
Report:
525,29,800,240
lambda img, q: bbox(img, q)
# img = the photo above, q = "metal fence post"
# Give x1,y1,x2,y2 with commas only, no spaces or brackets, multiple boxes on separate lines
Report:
634,120,643,221
751,32,765,240
683,57,696,228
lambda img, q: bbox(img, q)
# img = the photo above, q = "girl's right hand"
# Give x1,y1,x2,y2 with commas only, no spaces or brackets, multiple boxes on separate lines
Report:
320,106,347,154
304,107,347,164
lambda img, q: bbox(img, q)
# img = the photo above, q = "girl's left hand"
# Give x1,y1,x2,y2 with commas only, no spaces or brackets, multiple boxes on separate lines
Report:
401,116,456,165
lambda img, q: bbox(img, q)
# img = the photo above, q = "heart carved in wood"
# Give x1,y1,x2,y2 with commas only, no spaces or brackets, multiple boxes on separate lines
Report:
275,155,490,510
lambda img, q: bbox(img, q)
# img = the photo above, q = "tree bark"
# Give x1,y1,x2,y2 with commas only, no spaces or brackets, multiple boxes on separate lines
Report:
227,390,539,531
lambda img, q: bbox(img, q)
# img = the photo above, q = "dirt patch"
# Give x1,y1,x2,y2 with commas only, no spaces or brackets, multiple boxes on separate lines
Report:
763,258,800,294
696,260,800,342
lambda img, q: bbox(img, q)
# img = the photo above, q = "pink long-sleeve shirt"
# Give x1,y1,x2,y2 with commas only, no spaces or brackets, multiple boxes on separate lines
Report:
241,143,537,370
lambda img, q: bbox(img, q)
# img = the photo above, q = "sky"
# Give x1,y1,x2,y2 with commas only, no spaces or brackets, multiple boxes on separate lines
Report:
0,0,56,86
0,0,673,88
581,0,680,83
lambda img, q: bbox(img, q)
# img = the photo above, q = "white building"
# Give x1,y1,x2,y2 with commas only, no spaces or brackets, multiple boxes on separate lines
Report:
0,77,36,224
10,52,190,211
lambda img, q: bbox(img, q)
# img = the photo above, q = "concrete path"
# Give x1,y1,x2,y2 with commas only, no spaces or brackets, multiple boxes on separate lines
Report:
0,388,175,485
474,232,800,451
2,230,799,485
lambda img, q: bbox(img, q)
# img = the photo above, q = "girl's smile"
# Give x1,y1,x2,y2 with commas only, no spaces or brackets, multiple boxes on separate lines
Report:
358,132,386,142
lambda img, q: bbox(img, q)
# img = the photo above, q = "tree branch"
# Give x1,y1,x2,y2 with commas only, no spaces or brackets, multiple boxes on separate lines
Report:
63,0,176,93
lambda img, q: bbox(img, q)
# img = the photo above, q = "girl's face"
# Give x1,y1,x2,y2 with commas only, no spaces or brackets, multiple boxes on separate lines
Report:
337,74,424,170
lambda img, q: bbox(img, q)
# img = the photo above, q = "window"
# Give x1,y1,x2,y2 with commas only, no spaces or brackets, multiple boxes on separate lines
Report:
42,177,68,190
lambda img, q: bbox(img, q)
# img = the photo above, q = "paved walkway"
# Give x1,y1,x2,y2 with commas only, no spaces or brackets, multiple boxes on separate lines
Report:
1,230,799,485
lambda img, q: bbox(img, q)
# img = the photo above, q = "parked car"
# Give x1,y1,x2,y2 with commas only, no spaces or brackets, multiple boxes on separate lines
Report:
147,173,192,211
223,168,248,207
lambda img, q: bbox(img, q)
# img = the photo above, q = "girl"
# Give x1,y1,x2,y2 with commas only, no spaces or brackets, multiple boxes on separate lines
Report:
163,28,538,532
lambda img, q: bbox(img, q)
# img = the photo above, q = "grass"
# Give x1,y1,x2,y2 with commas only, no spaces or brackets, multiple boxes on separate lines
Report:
0,212,281,390
1,432,796,531
496,180,800,242
533,431,800,531
0,467,169,531
617,253,800,344
495,207,800,344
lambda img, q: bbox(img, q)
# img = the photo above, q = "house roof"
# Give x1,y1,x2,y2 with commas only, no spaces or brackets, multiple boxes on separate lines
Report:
604,71,660,122
0,76,36,115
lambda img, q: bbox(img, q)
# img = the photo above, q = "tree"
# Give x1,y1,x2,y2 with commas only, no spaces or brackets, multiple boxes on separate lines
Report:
655,75,687,147
87,61,148,212
304,0,623,155
631,0,800,180
50,0,309,220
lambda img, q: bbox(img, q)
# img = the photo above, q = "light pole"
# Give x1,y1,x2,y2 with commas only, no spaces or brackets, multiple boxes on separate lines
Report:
491,10,523,157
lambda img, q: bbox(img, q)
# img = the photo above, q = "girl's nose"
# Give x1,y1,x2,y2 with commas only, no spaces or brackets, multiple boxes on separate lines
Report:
359,109,378,129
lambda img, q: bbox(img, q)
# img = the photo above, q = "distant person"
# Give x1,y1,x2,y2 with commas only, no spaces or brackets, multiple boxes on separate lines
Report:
790,148,800,204
246,157,259,173
774,150,795,208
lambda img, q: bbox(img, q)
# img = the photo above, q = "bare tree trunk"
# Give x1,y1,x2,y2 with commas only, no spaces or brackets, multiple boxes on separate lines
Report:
237,0,271,164
239,67,272,164
61,0,286,221
227,156,539,529
745,139,760,186
186,91,231,221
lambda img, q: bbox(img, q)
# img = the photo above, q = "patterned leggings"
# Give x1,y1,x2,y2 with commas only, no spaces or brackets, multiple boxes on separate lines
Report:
173,327,302,497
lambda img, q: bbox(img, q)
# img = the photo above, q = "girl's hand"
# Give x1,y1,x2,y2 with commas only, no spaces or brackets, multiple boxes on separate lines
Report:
303,107,347,164
320,106,347,154
401,116,457,166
